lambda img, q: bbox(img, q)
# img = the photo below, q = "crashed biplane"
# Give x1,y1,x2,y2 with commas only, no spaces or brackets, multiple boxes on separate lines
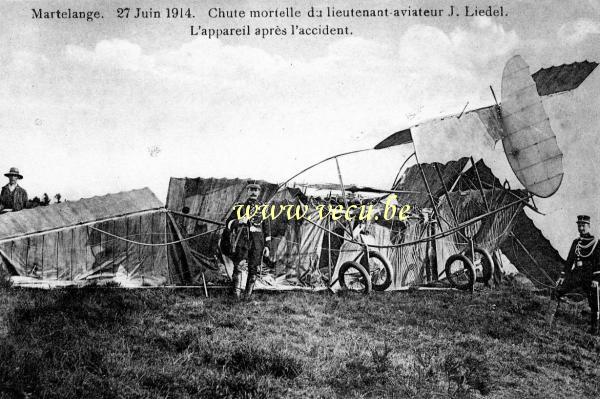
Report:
3,55,591,292
166,55,568,294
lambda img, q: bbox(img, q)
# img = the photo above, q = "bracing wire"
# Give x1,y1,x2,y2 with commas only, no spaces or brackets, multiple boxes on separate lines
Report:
89,225,224,246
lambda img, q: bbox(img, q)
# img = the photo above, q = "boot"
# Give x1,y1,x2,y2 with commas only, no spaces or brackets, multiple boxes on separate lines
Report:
244,275,256,299
588,313,599,335
231,272,242,300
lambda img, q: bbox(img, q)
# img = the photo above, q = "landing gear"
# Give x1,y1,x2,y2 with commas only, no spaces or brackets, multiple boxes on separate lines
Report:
339,261,372,294
360,251,393,291
445,254,476,290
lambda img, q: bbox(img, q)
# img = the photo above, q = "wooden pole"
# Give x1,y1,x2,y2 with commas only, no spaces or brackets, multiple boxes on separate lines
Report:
334,157,354,238
489,85,499,106
425,230,432,282
470,157,490,212
413,152,439,217
335,157,349,209
429,220,438,281
391,152,416,188
202,273,209,298
328,216,332,282
433,163,460,227
509,232,555,285
410,145,462,240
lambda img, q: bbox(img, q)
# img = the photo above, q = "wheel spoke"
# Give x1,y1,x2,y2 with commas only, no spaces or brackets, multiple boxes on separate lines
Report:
368,258,388,286
449,262,472,283
343,268,366,290
339,261,372,294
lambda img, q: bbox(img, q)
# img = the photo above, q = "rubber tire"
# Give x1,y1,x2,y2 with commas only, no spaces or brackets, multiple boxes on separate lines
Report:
360,251,393,291
445,254,476,291
462,247,494,285
339,261,372,294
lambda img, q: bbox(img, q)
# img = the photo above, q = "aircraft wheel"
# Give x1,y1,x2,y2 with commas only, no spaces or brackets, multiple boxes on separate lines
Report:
462,246,494,286
360,251,393,291
339,261,372,294
445,254,476,291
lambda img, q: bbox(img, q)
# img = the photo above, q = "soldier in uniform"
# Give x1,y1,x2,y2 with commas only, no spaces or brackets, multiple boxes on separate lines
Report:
555,215,600,334
225,181,271,299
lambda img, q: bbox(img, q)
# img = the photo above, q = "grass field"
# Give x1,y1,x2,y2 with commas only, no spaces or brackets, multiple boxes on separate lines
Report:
1,283,600,398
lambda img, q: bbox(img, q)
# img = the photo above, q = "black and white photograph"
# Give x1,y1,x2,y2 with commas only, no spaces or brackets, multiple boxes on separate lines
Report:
1,0,599,397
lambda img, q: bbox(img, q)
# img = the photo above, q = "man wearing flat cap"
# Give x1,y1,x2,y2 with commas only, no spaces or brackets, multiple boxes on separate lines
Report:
224,181,271,299
555,215,600,334
0,167,28,213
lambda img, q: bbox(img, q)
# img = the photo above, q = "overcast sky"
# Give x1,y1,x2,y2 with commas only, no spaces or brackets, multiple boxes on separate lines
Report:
0,0,599,202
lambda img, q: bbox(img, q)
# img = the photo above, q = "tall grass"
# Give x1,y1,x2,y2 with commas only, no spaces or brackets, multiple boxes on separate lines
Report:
0,285,599,398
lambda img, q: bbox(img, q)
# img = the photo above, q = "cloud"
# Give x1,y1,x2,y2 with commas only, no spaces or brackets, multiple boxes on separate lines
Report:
558,18,600,45
0,19,521,200
65,39,154,72
398,17,519,71
395,18,519,115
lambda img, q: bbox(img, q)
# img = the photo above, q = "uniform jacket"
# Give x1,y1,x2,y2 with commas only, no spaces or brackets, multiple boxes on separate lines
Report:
221,199,271,258
0,184,28,211
564,233,600,278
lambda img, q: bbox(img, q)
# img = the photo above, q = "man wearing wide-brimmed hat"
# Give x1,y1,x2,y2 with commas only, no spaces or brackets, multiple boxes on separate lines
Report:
555,215,600,334
0,167,28,213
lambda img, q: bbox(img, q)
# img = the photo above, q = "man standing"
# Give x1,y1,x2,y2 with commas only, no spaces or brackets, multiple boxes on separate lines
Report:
556,215,600,334
225,181,271,299
0,167,28,213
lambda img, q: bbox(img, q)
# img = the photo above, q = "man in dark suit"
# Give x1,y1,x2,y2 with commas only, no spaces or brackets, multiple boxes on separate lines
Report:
556,215,600,334
0,167,28,213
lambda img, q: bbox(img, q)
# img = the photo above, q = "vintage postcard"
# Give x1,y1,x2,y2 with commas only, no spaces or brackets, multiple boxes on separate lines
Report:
1,0,599,397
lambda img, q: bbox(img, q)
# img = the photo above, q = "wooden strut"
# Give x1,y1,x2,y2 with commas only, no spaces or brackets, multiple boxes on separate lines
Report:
332,157,359,248
404,153,460,243
470,157,491,212
489,85,499,107
328,215,332,282
301,193,531,249
265,147,373,206
169,210,225,226
412,146,443,226
202,273,209,298
294,183,423,195
391,152,416,188
423,161,469,242
467,177,543,216
335,157,349,209
509,231,556,285
434,163,460,227
458,101,469,119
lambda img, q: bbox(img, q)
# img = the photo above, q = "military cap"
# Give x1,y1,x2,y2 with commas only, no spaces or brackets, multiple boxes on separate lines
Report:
246,180,261,190
577,215,591,224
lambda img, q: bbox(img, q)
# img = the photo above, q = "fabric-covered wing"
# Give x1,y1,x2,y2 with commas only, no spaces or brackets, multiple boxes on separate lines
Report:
501,55,563,198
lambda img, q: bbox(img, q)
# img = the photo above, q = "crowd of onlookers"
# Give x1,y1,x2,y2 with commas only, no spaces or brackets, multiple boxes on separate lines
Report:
0,167,62,214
